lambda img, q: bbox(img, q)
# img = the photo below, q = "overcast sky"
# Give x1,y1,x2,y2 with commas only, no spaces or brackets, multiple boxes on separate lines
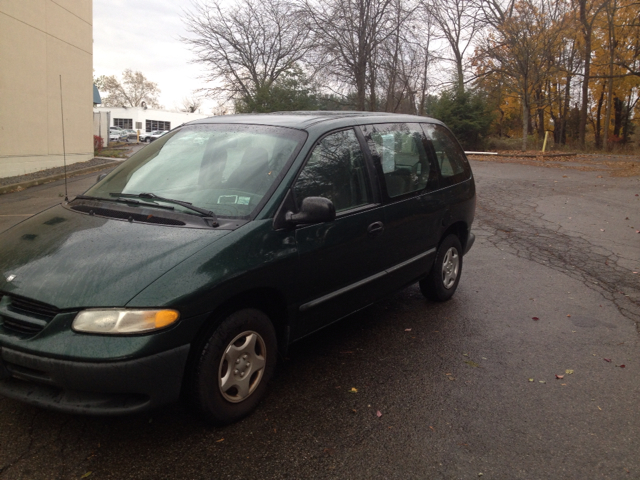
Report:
93,0,216,113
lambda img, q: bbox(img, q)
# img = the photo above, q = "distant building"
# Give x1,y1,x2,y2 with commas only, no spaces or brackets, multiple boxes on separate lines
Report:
93,107,210,140
0,0,93,178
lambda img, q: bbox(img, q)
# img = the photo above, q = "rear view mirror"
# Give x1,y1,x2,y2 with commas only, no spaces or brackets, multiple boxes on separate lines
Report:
286,197,335,225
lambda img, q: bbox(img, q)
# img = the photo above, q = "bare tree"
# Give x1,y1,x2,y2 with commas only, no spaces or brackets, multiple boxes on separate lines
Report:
182,0,313,106
421,0,482,92
375,9,438,114
97,70,162,108
301,0,409,110
181,96,202,113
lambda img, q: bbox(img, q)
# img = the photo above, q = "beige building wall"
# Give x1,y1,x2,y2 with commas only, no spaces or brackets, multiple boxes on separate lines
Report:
0,0,93,178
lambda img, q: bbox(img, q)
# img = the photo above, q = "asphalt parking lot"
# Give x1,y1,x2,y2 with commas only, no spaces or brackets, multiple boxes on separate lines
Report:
0,156,639,479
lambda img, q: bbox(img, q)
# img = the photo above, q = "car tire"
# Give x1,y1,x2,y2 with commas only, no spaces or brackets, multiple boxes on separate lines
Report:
188,308,277,426
419,234,462,302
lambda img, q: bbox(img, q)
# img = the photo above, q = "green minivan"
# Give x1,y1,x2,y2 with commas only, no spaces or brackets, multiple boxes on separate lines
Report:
0,112,475,425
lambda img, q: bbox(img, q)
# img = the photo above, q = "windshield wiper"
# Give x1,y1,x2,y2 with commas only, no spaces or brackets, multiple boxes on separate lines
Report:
76,194,175,211
115,192,218,221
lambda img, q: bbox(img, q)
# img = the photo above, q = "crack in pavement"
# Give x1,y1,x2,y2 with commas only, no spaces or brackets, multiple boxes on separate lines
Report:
475,178,640,328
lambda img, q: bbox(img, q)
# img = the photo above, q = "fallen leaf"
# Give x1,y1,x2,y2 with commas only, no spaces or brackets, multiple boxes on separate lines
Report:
600,229,605,232
528,378,534,382
462,353,469,357
81,473,92,479
555,374,564,379
619,365,626,368
430,426,435,431
376,410,382,417
448,376,456,381
464,360,480,368
532,317,539,320
598,406,602,411
604,358,612,362
567,314,571,317
565,369,574,374
404,328,412,331
539,380,546,384
349,387,358,393
216,438,225,443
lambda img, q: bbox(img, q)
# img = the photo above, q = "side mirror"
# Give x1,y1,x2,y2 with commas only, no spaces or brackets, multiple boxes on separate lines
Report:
96,173,108,184
286,197,336,225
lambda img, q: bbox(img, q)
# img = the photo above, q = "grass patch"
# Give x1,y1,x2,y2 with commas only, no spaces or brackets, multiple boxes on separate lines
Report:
95,148,127,158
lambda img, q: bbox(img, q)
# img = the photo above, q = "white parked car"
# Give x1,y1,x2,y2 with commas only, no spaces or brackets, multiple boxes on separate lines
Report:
141,130,169,143
109,127,128,142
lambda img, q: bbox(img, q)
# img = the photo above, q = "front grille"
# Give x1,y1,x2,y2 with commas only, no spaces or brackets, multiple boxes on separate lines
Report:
9,296,59,321
2,317,46,335
0,294,59,336
71,205,186,226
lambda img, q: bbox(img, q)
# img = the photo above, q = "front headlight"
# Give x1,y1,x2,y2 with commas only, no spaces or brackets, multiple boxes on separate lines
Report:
72,309,180,334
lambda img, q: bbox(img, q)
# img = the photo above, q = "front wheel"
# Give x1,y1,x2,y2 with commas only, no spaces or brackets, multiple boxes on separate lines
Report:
188,308,277,426
420,234,463,302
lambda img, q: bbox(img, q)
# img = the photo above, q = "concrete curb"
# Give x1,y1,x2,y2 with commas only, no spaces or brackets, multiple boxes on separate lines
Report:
0,161,121,195
467,152,578,158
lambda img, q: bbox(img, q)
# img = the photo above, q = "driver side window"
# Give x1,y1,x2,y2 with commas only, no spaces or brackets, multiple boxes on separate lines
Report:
293,129,372,213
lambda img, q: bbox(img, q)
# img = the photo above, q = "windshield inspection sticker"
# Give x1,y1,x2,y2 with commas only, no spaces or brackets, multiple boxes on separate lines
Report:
218,195,237,204
237,197,251,205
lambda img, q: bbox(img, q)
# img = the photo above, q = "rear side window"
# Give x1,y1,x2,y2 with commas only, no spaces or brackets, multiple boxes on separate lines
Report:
293,129,372,213
360,123,438,198
421,124,471,186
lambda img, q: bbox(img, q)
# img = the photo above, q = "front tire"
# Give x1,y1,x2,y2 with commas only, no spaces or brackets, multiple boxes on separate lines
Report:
188,309,277,426
420,234,463,302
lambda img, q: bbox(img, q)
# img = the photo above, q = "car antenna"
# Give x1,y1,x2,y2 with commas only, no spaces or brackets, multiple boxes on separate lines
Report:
59,74,69,202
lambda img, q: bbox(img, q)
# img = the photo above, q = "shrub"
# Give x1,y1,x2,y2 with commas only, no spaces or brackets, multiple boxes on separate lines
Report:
425,89,494,151
93,135,104,153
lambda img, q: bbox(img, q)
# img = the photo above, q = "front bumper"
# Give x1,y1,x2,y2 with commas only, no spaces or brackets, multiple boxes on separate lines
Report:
0,344,189,415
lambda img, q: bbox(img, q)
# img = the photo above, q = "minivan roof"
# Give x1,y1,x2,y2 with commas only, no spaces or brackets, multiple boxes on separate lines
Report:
185,111,442,130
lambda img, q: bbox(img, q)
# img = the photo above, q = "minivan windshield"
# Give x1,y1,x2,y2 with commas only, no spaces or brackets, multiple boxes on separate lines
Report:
85,124,307,219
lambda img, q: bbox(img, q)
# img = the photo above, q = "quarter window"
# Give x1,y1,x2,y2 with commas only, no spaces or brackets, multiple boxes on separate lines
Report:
361,123,438,198
293,129,372,213
422,124,470,185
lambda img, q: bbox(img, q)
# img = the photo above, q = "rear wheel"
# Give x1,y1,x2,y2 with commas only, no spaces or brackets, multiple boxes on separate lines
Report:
188,308,277,426
420,234,462,302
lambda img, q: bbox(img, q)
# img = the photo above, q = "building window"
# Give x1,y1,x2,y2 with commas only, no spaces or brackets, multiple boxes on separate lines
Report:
114,118,133,129
145,120,171,132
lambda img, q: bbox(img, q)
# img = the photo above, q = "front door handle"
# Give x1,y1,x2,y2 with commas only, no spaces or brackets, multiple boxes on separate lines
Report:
367,221,384,236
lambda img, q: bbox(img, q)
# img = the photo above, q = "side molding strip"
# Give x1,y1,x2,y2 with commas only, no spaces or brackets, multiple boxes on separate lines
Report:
299,248,436,312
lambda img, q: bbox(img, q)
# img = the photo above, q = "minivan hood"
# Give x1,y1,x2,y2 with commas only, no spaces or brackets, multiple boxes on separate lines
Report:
0,205,229,309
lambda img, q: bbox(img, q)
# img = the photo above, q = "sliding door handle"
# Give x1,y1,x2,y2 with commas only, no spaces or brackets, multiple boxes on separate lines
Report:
367,221,384,236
